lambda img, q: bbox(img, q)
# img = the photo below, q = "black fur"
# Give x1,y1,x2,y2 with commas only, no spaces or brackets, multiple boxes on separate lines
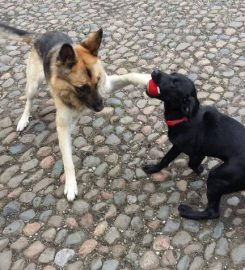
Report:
34,32,72,59
143,69,245,220
0,22,30,36
34,32,73,80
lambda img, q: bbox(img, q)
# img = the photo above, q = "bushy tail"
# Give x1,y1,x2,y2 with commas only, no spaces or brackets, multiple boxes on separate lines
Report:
0,22,33,43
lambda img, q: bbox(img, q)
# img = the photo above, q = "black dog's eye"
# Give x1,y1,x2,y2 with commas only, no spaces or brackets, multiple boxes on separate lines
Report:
172,77,179,83
86,68,92,78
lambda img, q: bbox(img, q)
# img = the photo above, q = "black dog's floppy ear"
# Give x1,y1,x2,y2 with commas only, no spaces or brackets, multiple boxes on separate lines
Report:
181,96,199,118
57,43,76,68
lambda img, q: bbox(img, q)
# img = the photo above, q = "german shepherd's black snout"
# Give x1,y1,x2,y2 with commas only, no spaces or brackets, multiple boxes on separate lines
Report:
92,96,104,112
75,84,104,112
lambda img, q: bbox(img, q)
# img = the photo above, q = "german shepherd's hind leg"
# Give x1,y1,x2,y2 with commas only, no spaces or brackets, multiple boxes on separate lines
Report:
17,49,44,131
56,105,78,201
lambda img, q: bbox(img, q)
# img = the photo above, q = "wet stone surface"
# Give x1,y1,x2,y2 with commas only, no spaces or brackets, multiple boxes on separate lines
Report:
0,0,245,269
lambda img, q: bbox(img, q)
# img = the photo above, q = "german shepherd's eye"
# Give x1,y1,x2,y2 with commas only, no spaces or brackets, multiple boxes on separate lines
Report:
86,68,92,78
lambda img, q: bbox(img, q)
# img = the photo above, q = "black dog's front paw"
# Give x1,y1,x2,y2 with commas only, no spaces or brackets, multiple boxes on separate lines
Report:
142,164,161,174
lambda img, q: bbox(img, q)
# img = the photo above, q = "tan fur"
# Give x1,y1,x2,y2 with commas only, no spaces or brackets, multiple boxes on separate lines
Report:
16,48,44,131
48,44,104,111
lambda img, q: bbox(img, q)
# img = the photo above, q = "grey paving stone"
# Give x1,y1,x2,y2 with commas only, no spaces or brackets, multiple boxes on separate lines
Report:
19,209,36,221
54,248,75,267
172,231,192,247
83,155,101,167
215,237,229,256
231,244,245,265
102,259,119,270
0,237,9,252
38,247,55,263
130,216,144,232
91,257,103,270
105,134,121,145
72,200,90,215
212,222,224,239
139,250,159,269
65,231,86,247
104,227,120,245
0,250,12,270
163,220,180,234
114,214,131,230
3,201,20,217
3,220,24,236
114,191,127,206
177,255,190,270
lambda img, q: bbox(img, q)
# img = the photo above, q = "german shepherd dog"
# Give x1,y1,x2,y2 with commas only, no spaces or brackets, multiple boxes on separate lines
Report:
143,69,245,220
0,23,150,201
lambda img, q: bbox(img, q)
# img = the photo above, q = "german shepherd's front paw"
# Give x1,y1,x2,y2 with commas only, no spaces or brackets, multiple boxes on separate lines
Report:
17,114,30,132
64,180,78,201
142,164,161,174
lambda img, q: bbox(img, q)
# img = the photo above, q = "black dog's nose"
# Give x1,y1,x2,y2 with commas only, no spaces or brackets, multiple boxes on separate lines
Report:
152,69,161,77
151,69,162,83
151,69,161,78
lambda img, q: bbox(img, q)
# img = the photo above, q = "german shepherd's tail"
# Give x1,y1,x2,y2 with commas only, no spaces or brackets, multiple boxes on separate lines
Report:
0,22,33,43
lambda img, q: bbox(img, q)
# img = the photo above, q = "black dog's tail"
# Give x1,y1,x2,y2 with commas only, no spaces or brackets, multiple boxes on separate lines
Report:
0,22,34,43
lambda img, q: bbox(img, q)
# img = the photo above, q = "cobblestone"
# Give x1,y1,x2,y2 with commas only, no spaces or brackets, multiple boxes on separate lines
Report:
54,249,75,267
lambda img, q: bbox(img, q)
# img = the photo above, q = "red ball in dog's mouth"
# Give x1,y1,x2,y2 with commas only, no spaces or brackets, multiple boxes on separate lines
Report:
147,79,160,97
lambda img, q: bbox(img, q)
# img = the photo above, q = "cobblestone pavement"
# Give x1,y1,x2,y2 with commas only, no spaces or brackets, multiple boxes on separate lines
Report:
0,0,245,269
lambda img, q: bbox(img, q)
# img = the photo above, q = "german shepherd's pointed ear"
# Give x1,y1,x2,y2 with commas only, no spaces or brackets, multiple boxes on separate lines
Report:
57,43,76,68
81,28,103,56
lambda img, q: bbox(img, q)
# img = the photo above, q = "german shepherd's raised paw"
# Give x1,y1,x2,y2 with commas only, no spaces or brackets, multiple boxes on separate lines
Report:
144,69,245,220
0,22,151,201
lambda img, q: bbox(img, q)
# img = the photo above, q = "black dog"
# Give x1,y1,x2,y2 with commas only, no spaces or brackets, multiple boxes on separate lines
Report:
143,69,245,220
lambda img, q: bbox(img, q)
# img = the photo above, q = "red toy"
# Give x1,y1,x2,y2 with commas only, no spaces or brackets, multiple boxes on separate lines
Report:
147,79,160,97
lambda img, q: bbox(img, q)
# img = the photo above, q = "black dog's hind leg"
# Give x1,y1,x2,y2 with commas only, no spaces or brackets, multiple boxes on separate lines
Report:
188,155,205,175
178,177,222,219
143,145,181,174
179,163,243,220
178,193,221,220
